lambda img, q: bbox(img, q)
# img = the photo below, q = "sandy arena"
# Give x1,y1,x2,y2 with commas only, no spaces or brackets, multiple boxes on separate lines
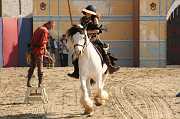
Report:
0,67,179,119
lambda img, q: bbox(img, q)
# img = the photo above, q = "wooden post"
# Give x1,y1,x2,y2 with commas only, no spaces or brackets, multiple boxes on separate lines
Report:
133,0,140,67
0,0,2,16
19,0,22,15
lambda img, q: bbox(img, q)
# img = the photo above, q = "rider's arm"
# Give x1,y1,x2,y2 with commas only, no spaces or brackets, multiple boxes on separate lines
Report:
94,17,99,25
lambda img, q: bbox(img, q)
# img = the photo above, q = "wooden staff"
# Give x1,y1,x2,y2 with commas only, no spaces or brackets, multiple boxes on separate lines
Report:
67,0,73,25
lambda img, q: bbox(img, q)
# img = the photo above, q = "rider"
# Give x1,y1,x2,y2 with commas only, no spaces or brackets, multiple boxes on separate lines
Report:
68,5,119,78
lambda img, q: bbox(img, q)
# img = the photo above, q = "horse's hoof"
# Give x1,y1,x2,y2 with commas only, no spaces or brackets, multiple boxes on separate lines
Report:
82,110,94,117
94,97,103,106
101,90,109,100
95,102,102,106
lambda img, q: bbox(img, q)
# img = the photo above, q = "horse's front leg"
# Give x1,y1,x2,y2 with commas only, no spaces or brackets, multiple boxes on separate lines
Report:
86,78,92,97
80,76,93,115
94,73,109,106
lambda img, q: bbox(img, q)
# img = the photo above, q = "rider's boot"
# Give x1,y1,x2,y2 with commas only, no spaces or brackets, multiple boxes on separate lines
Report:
68,59,79,79
104,53,120,74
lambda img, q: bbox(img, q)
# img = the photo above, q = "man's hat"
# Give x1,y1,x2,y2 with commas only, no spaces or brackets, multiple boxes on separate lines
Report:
82,5,96,16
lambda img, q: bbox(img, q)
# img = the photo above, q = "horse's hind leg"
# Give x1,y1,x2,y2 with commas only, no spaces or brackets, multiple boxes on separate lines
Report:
80,77,93,115
101,73,109,100
94,74,103,106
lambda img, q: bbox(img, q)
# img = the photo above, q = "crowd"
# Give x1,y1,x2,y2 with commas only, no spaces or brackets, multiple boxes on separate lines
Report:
47,34,69,67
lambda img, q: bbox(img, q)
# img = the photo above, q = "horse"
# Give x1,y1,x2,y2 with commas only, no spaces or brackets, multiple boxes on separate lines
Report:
66,24,109,115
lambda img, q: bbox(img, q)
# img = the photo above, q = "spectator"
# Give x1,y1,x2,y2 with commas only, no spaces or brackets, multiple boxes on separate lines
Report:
58,34,69,67
27,21,55,87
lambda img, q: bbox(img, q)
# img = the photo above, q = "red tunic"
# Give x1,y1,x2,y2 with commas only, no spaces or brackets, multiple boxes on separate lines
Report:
30,26,49,57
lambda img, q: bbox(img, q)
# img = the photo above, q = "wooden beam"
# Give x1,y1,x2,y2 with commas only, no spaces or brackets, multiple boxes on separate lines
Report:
133,0,140,67
0,0,1,16
19,0,22,15
67,0,73,25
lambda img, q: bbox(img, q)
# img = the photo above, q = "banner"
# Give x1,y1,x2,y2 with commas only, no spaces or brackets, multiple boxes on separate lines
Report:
18,17,33,66
0,18,3,67
3,18,19,67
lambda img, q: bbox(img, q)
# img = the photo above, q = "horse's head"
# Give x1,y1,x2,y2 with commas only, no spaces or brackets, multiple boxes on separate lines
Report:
66,24,88,57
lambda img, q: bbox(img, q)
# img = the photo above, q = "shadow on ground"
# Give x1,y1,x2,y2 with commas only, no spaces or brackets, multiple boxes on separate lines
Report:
0,113,46,119
0,113,83,119
0,102,25,106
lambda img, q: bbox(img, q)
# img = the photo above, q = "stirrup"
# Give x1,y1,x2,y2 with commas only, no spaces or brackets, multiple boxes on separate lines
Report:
24,87,48,104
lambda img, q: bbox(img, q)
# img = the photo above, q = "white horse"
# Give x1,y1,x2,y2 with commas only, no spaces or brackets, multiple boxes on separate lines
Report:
66,25,109,115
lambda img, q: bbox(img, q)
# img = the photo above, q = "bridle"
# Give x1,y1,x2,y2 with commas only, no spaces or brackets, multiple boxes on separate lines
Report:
73,32,89,51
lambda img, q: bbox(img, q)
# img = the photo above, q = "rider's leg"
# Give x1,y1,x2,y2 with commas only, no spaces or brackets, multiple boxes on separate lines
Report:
68,58,79,78
108,52,118,66
93,41,119,74
103,52,119,74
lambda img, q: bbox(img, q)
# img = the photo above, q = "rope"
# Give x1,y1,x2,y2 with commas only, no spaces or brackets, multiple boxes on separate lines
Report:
67,0,73,25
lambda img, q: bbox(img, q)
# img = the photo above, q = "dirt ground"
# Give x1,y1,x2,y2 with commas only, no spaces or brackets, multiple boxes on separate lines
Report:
0,67,179,119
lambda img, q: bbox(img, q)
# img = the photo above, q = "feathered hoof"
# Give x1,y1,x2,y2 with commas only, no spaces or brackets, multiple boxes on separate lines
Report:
94,97,106,106
80,97,93,114
101,90,109,101
94,90,109,106
94,97,103,106
83,108,94,116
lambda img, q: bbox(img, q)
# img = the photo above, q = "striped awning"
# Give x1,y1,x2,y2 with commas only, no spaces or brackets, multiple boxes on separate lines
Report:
167,0,180,20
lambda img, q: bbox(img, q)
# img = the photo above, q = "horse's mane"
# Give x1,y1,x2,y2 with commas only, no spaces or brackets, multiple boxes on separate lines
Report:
67,24,85,38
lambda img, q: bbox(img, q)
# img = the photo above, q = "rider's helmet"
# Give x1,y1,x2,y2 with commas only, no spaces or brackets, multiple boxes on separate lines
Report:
82,5,96,16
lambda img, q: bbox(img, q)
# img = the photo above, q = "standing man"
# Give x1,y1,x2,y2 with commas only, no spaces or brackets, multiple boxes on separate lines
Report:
27,21,55,87
59,34,69,67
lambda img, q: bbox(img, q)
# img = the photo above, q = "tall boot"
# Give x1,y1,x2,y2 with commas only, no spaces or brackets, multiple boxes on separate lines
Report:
68,59,79,78
27,78,32,87
38,72,43,87
27,67,35,87
108,53,118,66
104,53,119,74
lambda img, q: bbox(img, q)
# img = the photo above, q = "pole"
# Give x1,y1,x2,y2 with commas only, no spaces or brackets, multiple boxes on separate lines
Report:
67,0,73,25
19,0,22,15
133,0,139,67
